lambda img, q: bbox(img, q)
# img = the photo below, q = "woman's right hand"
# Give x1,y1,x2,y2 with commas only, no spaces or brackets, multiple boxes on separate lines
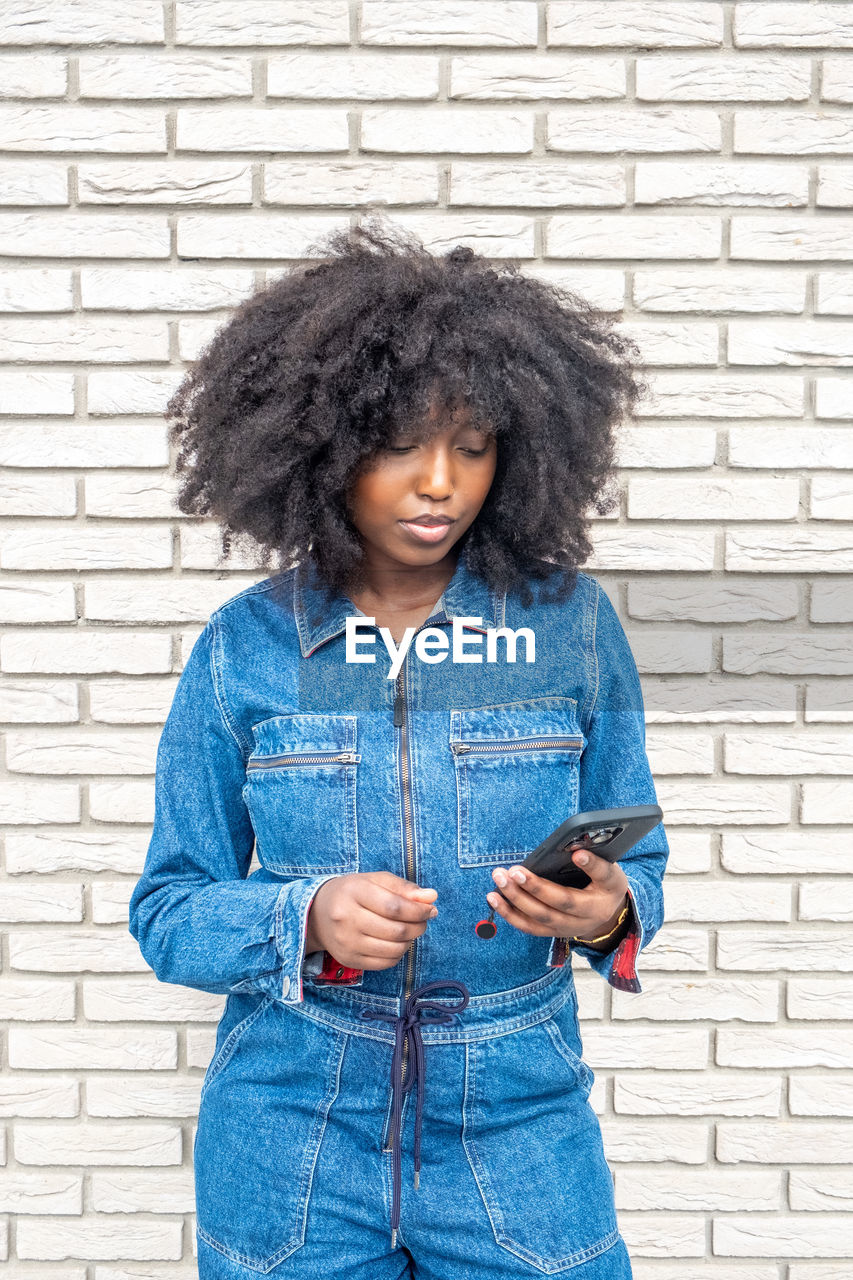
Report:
306,871,439,971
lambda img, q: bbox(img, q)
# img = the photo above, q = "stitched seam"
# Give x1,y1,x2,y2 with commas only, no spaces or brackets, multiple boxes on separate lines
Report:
209,611,251,759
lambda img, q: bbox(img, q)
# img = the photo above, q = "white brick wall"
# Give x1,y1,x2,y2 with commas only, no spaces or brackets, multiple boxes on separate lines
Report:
1,1,851,1274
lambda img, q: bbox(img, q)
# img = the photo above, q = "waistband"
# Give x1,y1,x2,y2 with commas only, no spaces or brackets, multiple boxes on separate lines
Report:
291,963,573,1044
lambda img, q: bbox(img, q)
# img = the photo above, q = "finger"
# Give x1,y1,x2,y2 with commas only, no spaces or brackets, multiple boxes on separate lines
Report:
489,871,575,930
497,865,581,914
358,907,433,945
486,890,558,938
570,847,621,887
366,871,437,904
358,878,439,924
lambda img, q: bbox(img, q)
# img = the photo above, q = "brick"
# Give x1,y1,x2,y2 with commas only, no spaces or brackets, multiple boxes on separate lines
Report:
175,1,348,46
0,780,79,825
617,1167,781,1211
83,979,222,1022
717,1029,853,1069
87,1077,202,1118
641,677,797,721
635,160,807,206
790,1075,853,1117
660,832,712,874
647,732,713,776
728,425,853,467
790,1168,853,1211
84,472,182,517
78,161,252,205
582,1027,708,1070
722,832,852,876
621,319,719,364
0,421,168,468
732,216,853,260
91,880,131,924
361,108,533,153
0,162,68,205
811,476,853,520
0,979,75,1020
818,164,853,207
176,106,348,152
0,885,82,923
0,473,76,517
0,676,78,718
176,213,346,260
823,59,853,104
87,678,178,724
84,575,260,623
0,370,74,414
714,1215,853,1257
9,933,150,975
264,159,438,206
802,775,852,817
89,779,155,824
81,266,254,309
91,1168,195,1213
0,106,166,153
0,3,164,45
665,882,789,923
548,4,723,48
5,831,147,874
725,732,853,775
724,633,853,675
655,778,790,825
87,371,183,414
640,928,709,971
615,1072,782,1117
5,728,158,775
717,929,853,971
618,1213,704,1257
788,979,853,1018
629,476,797,520
799,882,853,922
79,53,252,99
548,213,720,259
0,316,167,362
729,320,853,365
361,3,537,47
736,5,853,49
178,522,264,570
617,426,717,467
1,524,172,571
0,268,72,311
0,1076,78,1118
449,161,624,207
269,52,438,98
807,678,853,723
0,1173,81,1214
634,265,806,311
365,212,536,258
816,378,853,417
640,371,803,417
549,108,720,153
637,55,810,101
736,109,853,155
718,1121,853,1164
599,1118,708,1164
451,55,625,101
16,1216,183,1262
0,213,169,259
0,54,67,97
613,978,778,1022
585,528,715,570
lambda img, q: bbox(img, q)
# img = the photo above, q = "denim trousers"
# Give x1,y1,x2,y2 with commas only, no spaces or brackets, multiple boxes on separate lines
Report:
193,965,632,1278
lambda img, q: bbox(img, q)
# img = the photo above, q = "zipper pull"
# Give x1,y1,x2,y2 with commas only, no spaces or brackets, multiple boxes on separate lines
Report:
393,688,404,727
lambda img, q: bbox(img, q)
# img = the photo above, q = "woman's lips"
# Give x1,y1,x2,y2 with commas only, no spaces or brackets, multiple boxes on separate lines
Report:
399,519,454,543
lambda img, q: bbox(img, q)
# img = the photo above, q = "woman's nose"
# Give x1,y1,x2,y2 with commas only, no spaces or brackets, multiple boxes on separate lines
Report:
416,446,454,495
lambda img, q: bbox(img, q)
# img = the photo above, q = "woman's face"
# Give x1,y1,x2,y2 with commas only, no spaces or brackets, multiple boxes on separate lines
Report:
346,402,498,581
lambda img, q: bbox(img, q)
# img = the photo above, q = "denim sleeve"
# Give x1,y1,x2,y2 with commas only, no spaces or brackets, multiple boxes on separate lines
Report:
558,579,669,991
127,615,336,1006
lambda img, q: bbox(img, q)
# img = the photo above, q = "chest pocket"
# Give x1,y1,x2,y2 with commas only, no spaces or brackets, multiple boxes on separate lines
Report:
450,696,584,868
242,713,360,877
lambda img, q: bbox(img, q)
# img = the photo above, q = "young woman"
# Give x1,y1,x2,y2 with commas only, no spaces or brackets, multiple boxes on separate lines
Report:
129,221,669,1279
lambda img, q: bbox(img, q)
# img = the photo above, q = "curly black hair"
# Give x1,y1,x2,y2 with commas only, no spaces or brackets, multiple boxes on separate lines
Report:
167,218,647,610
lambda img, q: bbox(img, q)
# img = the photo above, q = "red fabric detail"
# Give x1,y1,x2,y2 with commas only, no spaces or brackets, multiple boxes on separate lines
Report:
305,897,363,985
565,891,643,992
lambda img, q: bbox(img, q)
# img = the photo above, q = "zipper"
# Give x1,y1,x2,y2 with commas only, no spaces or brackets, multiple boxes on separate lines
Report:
246,751,358,770
451,736,583,755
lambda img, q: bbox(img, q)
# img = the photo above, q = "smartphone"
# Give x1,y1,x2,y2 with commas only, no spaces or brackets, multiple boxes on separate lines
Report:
519,804,664,889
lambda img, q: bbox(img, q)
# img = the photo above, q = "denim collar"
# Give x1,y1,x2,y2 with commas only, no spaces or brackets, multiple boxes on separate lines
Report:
294,539,503,658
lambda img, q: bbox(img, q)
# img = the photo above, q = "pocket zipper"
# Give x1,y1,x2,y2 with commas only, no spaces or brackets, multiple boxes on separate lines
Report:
246,751,358,770
451,736,583,755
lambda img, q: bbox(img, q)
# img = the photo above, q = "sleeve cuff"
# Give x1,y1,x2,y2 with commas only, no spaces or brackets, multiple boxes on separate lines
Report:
547,882,646,993
272,875,342,1004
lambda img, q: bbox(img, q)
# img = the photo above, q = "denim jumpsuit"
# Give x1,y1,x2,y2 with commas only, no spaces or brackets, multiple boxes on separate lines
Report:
128,542,669,1279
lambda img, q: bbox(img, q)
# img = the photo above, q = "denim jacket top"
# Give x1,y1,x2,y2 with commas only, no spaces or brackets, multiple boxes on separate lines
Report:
128,542,669,1009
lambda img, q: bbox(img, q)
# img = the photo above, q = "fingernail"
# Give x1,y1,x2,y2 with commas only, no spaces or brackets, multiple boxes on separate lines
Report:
486,892,498,907
574,851,589,866
509,867,526,884
429,907,438,918
493,869,507,887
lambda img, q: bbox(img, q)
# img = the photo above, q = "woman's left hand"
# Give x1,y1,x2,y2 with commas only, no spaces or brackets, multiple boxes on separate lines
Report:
486,847,629,942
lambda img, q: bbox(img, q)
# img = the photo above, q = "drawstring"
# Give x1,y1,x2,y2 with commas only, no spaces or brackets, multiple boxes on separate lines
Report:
361,979,470,1248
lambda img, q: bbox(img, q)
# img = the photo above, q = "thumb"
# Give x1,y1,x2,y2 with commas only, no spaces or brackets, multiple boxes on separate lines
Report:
571,846,615,883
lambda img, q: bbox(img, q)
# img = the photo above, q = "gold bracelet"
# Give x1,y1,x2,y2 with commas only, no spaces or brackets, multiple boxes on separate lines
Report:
570,899,630,948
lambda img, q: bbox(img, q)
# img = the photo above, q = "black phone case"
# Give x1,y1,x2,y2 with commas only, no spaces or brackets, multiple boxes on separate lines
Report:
519,804,664,889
